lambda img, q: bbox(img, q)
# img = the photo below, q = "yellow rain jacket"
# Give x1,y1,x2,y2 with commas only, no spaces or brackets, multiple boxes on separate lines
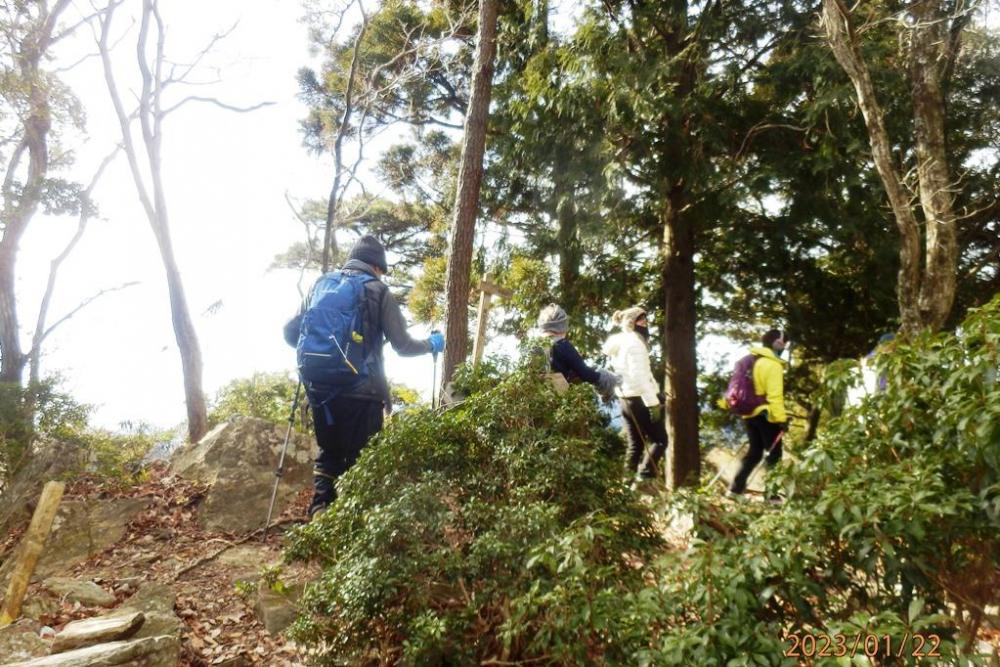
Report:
746,346,786,423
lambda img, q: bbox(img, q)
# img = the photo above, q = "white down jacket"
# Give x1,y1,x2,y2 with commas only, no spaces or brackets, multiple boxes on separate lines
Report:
601,331,660,406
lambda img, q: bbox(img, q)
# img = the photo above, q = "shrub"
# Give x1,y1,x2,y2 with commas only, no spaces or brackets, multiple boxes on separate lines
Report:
1,378,166,489
633,296,1000,664
283,296,1000,665
208,372,304,430
0,377,91,482
285,357,661,665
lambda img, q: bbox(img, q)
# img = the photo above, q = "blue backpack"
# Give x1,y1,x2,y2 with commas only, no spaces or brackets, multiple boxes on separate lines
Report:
296,271,374,392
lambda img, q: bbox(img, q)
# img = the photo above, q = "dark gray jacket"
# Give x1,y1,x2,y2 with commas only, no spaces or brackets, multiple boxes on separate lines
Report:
284,259,432,405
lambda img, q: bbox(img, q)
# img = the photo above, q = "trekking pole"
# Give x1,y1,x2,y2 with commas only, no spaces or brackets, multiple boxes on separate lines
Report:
263,380,303,541
429,325,440,410
431,350,439,410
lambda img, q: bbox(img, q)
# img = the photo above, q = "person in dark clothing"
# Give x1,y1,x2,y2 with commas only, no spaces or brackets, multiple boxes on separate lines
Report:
729,328,788,497
537,304,619,397
285,235,444,517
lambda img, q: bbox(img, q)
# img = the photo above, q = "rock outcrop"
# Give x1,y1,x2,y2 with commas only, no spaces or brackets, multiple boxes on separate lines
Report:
3,635,179,667
170,417,313,533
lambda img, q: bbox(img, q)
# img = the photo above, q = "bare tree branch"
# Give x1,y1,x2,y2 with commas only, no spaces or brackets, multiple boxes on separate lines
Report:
29,144,123,385
38,282,140,346
163,20,238,85
159,95,275,116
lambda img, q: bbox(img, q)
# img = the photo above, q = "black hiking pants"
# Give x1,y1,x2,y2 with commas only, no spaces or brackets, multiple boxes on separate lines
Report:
730,412,784,494
620,396,668,479
309,396,384,516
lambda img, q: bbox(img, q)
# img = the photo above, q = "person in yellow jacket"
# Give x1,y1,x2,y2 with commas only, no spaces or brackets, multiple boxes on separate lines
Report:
729,328,788,496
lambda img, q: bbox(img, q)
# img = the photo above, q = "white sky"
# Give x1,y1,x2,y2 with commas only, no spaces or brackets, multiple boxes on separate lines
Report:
15,0,449,431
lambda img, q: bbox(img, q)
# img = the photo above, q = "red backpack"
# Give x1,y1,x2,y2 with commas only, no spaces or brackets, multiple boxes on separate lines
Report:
724,354,767,416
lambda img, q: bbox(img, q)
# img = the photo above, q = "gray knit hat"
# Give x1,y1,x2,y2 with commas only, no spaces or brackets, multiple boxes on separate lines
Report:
537,303,569,334
347,234,388,273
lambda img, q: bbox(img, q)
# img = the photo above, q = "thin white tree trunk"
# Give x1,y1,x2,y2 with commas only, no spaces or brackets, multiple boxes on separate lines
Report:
98,0,207,442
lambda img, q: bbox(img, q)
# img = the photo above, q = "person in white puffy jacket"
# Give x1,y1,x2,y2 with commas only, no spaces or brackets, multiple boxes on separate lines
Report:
602,306,668,481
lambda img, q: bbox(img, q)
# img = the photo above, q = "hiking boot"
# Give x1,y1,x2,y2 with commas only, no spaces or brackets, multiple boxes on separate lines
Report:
633,473,658,494
308,503,329,522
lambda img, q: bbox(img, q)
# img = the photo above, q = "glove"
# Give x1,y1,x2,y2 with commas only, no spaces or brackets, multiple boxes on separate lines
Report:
595,370,621,401
648,404,663,423
428,331,445,355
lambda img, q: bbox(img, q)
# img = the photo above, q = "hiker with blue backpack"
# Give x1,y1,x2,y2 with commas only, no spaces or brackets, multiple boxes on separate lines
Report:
602,306,668,483
283,235,444,518
724,328,788,497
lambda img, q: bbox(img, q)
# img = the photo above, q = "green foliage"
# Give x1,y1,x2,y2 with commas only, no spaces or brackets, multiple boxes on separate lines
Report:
637,296,1000,663
0,377,90,481
69,423,164,486
407,254,447,324
390,381,421,408
774,295,1000,638
283,297,1000,665
208,372,304,431
284,357,662,664
0,377,164,487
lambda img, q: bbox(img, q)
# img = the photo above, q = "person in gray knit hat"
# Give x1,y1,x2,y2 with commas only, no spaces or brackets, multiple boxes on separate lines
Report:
284,234,444,518
537,304,620,397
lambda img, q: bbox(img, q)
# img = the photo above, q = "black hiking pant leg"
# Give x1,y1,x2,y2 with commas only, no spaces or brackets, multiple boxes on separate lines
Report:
309,397,384,515
619,397,644,474
730,413,782,494
620,397,668,478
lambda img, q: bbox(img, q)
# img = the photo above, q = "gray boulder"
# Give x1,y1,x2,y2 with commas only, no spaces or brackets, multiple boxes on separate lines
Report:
254,581,305,635
170,416,313,533
117,582,182,640
0,497,149,587
0,622,50,662
2,635,178,667
0,440,87,541
50,611,144,653
41,579,115,608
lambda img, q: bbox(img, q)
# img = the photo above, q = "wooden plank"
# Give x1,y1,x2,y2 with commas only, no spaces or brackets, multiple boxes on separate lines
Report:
471,290,493,368
478,278,512,299
0,480,65,627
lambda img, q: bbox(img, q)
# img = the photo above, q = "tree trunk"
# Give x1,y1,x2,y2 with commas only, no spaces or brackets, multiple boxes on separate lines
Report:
821,0,960,334
441,0,499,389
661,189,700,488
153,225,208,443
554,162,581,314
0,0,70,384
910,0,958,331
98,0,208,443
0,246,24,384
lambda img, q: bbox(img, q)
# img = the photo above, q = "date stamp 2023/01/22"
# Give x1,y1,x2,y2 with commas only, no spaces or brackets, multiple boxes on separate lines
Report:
784,632,942,660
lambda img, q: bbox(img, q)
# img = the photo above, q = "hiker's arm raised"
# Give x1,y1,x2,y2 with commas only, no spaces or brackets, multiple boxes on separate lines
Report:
381,289,433,356
559,340,601,385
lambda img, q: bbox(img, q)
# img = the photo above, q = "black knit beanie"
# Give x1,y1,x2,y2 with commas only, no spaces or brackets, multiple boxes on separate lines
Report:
347,235,388,273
